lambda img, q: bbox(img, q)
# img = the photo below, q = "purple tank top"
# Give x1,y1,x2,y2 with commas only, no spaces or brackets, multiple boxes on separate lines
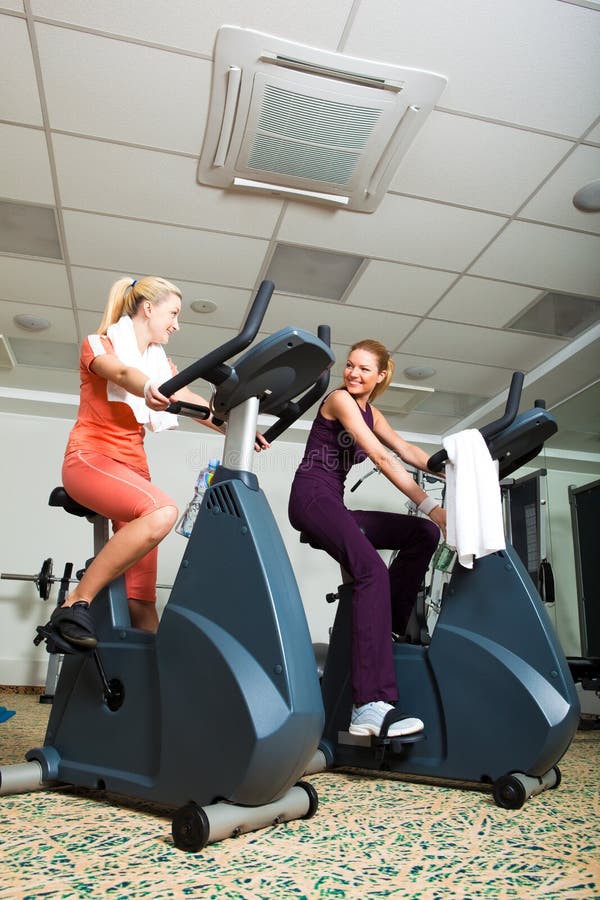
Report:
293,390,374,493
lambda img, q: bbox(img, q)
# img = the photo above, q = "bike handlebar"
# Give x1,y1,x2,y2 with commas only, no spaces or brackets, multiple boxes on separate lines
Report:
427,370,525,472
158,280,275,400
260,326,332,442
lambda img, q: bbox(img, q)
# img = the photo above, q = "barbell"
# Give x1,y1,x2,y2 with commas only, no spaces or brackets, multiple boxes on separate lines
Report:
1,558,173,601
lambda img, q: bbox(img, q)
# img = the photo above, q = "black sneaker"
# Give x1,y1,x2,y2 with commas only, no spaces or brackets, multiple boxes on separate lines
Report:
50,601,97,649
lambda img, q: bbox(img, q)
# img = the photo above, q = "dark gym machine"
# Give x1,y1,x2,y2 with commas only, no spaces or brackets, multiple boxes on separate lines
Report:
1,555,174,703
567,479,600,728
305,373,581,809
0,281,335,851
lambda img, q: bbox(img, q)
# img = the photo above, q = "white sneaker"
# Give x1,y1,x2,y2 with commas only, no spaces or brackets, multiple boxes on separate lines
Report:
349,701,424,738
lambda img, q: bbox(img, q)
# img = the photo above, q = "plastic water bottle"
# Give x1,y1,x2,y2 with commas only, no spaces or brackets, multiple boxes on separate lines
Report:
176,458,220,538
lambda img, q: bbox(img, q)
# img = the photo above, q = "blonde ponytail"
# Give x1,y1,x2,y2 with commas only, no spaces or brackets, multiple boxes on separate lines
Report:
96,276,182,335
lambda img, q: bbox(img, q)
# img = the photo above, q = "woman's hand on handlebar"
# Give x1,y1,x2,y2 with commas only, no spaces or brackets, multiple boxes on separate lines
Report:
254,431,271,452
429,505,447,540
144,380,172,411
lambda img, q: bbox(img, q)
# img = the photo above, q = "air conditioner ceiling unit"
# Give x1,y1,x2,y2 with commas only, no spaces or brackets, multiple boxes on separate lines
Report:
198,27,447,213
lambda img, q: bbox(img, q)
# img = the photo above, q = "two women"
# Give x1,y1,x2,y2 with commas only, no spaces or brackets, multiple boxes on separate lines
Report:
48,281,442,743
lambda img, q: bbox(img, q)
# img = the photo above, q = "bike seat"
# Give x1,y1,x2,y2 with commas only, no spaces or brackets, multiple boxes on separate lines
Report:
48,486,97,519
299,532,325,551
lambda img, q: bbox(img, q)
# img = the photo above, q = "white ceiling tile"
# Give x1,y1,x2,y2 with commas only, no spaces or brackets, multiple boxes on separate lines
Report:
261,294,419,348
429,276,540,327
52,135,283,236
390,353,512,395
347,260,456,316
0,14,43,125
471,221,600,296
279,194,506,271
162,322,241,361
75,309,107,339
0,124,55,205
72,266,254,329
522,341,600,414
0,300,78,342
35,24,212,153
30,0,355,55
585,121,600,143
519,145,600,233
179,284,255,330
390,409,461,435
0,257,70,306
546,427,600,454
549,383,600,438
400,319,566,370
62,212,269,287
344,0,600,135
71,268,134,314
390,111,573,214
521,338,600,411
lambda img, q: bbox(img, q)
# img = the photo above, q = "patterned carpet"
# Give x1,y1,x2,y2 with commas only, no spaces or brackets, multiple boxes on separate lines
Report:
0,691,599,900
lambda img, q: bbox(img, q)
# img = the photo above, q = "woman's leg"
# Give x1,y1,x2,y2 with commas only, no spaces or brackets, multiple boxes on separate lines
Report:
110,528,161,631
290,488,397,704
352,511,440,635
65,506,176,607
127,598,160,632
54,451,177,642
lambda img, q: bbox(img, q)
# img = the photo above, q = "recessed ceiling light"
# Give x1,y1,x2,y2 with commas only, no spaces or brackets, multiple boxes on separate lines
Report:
13,313,51,331
572,179,600,212
403,365,436,380
190,300,217,314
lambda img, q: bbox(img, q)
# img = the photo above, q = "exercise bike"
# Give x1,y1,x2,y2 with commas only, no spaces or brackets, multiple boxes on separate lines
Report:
0,280,335,851
306,372,580,808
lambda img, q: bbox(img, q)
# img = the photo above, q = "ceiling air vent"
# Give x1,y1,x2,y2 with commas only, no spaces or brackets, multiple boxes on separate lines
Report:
198,27,447,213
377,382,435,416
507,291,600,339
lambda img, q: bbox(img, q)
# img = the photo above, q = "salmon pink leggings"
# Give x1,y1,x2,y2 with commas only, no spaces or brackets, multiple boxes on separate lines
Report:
62,450,176,603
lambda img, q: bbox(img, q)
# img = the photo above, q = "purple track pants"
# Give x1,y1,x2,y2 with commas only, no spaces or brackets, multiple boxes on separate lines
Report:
289,483,440,704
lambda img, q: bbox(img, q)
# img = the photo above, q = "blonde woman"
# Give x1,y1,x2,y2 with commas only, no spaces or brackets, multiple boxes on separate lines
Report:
289,340,445,739
48,275,268,648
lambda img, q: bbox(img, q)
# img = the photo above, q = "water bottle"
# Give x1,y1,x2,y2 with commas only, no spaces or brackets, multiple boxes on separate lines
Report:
175,458,220,538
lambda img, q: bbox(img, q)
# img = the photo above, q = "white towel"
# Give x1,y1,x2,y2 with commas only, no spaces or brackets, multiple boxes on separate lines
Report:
105,316,178,433
442,429,505,569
